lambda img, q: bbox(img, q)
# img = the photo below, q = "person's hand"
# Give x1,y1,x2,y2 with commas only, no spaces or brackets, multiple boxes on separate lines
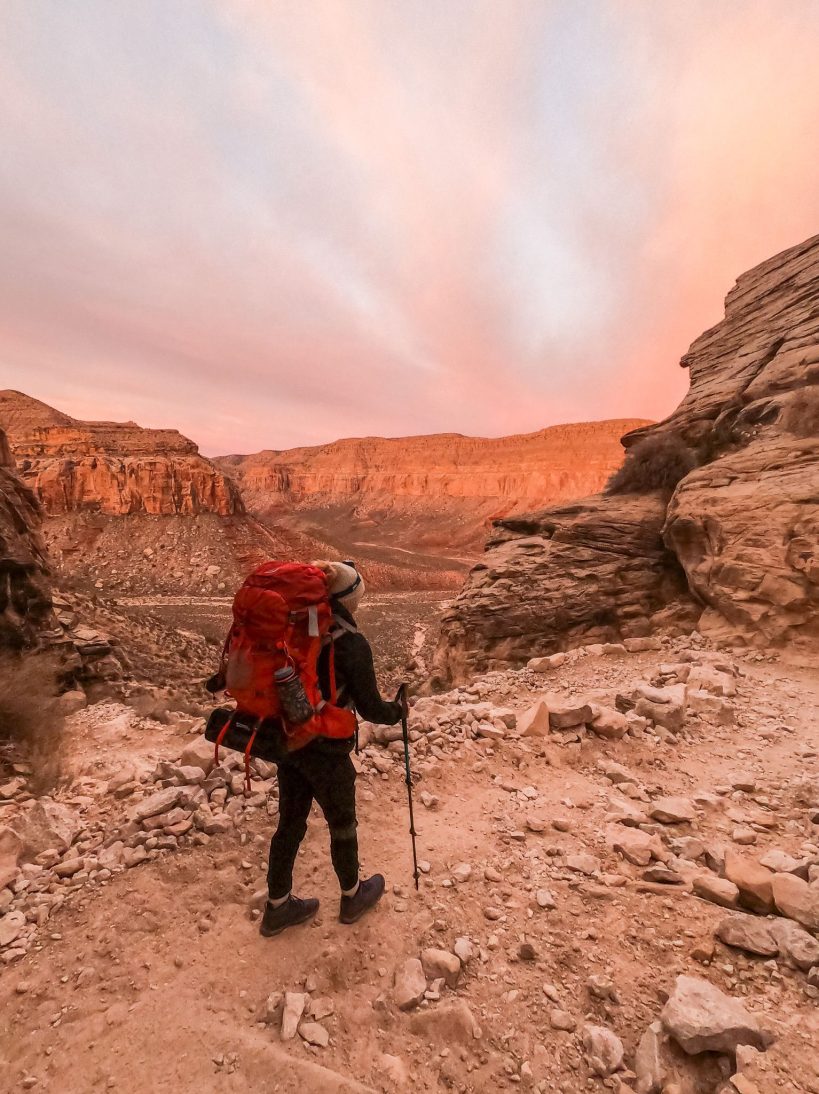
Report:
395,683,409,719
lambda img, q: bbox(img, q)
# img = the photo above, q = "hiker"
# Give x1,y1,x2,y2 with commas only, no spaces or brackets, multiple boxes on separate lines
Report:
260,560,402,936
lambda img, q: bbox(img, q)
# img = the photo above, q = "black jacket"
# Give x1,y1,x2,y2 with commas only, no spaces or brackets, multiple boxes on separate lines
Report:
318,602,401,726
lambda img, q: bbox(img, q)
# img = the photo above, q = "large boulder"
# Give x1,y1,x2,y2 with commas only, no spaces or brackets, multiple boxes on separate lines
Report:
433,493,694,682
433,234,819,677
9,800,81,860
661,975,774,1055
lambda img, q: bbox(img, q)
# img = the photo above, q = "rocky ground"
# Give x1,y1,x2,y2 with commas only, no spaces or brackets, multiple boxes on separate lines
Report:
1,629,818,1093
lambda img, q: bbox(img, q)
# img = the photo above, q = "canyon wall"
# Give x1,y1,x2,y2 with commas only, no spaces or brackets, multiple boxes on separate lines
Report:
220,419,649,557
435,233,819,682
0,427,53,649
0,391,243,517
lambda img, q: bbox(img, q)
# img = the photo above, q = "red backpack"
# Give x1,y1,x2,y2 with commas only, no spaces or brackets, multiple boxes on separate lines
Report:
213,562,357,757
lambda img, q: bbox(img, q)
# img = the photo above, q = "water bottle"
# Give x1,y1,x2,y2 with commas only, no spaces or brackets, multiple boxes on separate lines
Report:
274,664,314,725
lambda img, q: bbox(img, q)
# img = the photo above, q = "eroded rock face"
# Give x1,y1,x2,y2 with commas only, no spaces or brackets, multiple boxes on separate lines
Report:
433,493,696,683
0,391,242,517
0,427,53,649
436,233,819,678
654,235,819,646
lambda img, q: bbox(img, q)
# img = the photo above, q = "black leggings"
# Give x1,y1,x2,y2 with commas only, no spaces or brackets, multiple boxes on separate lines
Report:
267,744,359,898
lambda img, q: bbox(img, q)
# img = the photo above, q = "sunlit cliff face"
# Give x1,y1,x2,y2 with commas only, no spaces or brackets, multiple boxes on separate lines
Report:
1,0,818,454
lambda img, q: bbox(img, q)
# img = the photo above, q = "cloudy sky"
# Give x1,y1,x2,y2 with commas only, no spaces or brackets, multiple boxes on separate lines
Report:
1,1,818,455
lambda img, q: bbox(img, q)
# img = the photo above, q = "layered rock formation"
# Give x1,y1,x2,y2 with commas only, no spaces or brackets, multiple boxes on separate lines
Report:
435,234,819,681
0,391,242,517
0,428,53,648
220,419,649,557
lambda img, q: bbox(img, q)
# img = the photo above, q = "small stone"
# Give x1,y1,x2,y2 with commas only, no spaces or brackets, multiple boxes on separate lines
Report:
715,914,778,958
550,1009,577,1032
591,708,628,740
535,888,556,910
453,937,474,965
582,1024,624,1077
298,1021,329,1047
661,975,774,1055
649,797,696,824
758,849,807,877
692,875,740,910
549,702,593,730
771,872,819,931
767,917,819,971
566,853,599,876
393,958,427,1011
281,992,307,1041
723,851,774,914
518,700,551,737
731,826,757,846
420,948,461,988
451,862,472,883
634,1021,666,1094
0,911,26,947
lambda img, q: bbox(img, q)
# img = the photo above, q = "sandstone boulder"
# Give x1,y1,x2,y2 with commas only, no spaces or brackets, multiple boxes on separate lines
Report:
9,800,80,860
771,873,819,931
715,915,779,958
661,975,774,1055
723,851,775,914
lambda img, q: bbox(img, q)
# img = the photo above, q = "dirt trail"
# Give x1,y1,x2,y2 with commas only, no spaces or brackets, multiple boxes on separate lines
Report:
1,647,819,1093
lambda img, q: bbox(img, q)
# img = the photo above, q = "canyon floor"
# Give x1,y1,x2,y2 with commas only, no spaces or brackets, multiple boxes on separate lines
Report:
1,609,818,1094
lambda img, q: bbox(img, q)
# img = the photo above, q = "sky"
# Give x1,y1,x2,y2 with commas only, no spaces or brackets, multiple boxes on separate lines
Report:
1,1,818,456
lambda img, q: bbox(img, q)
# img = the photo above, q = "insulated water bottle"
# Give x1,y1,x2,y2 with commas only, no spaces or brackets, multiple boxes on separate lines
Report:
274,664,314,724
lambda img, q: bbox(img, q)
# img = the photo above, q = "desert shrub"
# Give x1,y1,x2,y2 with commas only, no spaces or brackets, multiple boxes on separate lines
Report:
0,652,65,792
781,386,819,438
605,434,697,496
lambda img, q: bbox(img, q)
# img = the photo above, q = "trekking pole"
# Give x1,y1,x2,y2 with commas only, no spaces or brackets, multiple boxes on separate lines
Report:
398,684,420,891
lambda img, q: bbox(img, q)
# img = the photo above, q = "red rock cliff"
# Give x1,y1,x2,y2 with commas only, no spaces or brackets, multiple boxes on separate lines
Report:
0,391,243,517
219,419,650,553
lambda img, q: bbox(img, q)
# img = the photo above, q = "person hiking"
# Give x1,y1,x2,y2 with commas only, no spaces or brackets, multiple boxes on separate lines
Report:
259,560,402,937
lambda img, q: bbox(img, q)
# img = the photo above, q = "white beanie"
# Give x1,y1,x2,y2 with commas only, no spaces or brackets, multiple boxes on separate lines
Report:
316,560,365,614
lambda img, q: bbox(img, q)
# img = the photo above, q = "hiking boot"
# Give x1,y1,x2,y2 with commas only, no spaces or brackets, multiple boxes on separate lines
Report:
259,894,319,937
339,874,385,924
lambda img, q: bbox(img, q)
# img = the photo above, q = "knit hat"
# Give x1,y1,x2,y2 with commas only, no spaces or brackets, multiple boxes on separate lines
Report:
315,560,366,614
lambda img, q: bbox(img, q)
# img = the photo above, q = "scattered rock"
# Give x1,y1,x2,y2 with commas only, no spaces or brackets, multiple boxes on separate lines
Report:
649,797,696,824
661,975,774,1055
767,917,819,971
298,1021,329,1048
582,1024,624,1077
281,992,307,1041
518,700,551,737
420,948,461,989
634,1021,666,1094
715,914,778,958
408,1000,480,1044
393,958,427,1011
771,872,819,931
723,851,775,914
693,875,740,910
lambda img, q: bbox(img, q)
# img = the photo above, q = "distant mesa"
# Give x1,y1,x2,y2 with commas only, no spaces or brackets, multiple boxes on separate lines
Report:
216,418,650,557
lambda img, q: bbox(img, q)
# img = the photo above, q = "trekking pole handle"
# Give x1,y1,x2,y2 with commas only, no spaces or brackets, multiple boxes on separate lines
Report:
397,682,409,720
